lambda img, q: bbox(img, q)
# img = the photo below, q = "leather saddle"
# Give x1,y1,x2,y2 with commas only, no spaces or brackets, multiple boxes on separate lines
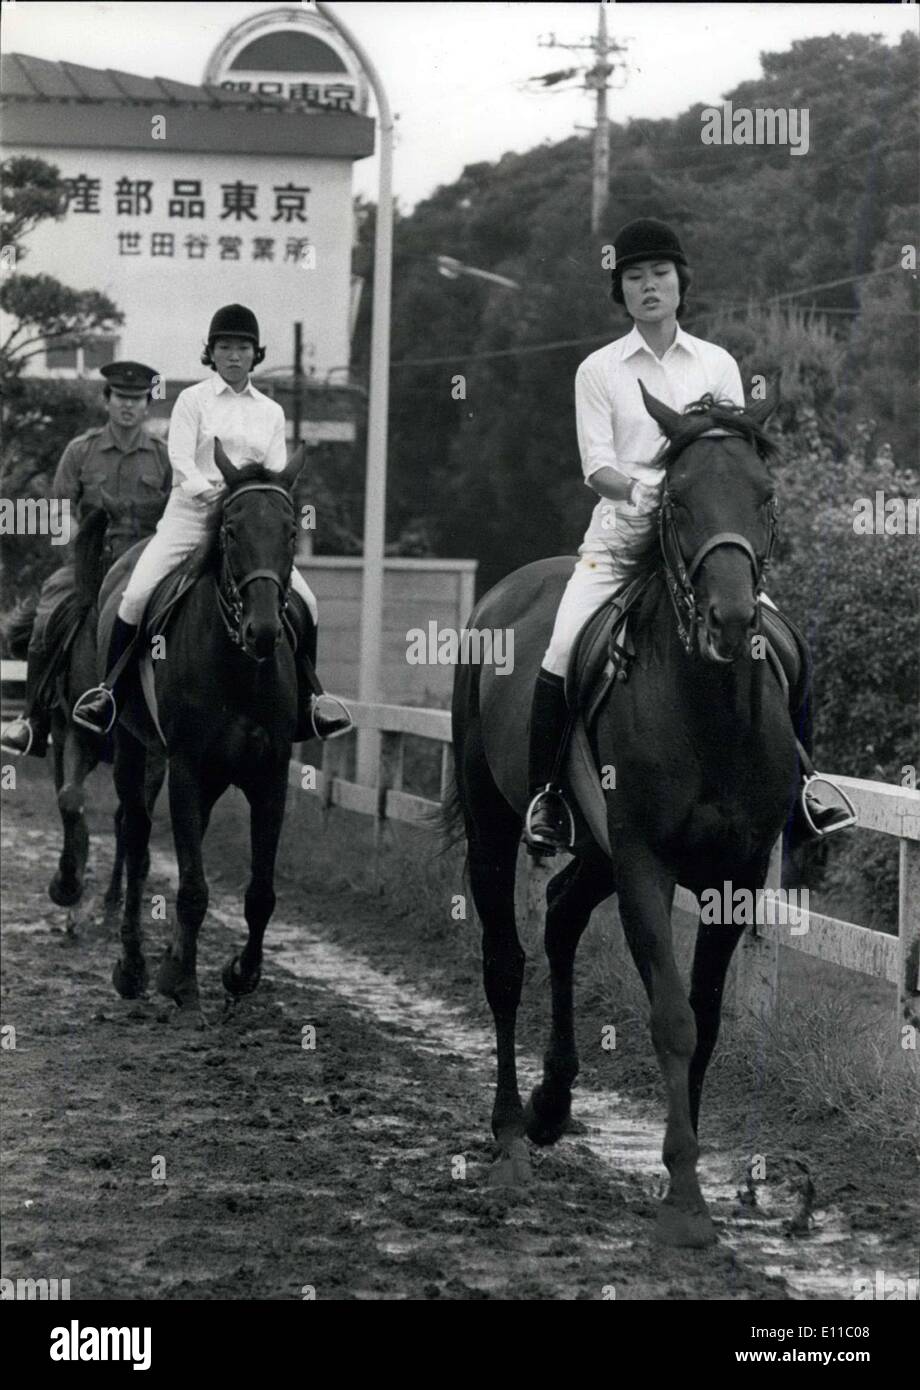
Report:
564,571,655,724
565,579,807,725
561,589,810,858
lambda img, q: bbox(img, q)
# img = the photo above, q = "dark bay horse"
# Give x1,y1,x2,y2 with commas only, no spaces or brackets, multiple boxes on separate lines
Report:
450,385,798,1247
99,441,305,1014
9,509,128,925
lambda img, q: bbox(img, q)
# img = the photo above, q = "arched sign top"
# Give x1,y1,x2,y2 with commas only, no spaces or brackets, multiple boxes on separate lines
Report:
203,6,368,114
230,33,347,75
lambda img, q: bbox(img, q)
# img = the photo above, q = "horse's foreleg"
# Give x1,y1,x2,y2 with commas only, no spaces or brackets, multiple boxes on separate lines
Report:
49,722,96,909
157,752,210,1010
525,853,614,1146
111,731,153,999
223,761,288,997
616,842,715,1247
103,801,126,922
688,917,746,1134
469,816,528,1184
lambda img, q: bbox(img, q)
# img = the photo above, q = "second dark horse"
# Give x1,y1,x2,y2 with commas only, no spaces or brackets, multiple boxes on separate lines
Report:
450,385,804,1247
99,440,306,1015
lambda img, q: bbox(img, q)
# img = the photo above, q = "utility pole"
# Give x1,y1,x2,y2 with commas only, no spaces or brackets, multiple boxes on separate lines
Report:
536,3,629,234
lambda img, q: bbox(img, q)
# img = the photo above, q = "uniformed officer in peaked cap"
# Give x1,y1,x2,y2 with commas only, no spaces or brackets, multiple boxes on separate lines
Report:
1,360,171,758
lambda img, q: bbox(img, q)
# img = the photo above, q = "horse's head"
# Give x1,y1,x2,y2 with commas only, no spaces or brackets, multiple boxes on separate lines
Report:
213,437,305,661
639,381,779,664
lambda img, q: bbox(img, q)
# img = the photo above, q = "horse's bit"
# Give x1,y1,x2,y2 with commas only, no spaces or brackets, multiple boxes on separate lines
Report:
658,429,778,654
215,482,297,655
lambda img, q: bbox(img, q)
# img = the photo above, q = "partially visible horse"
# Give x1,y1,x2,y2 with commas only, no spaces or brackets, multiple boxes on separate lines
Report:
449,385,801,1247
7,508,130,925
99,442,306,1013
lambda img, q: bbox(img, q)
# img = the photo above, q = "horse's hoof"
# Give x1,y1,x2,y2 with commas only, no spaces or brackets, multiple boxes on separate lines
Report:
222,955,261,997
171,1003,208,1031
487,1138,532,1188
102,899,123,933
524,1085,571,1147
112,956,148,1000
654,1200,717,1248
49,874,81,908
155,950,196,1004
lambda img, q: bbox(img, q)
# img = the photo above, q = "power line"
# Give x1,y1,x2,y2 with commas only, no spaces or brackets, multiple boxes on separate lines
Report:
389,265,916,368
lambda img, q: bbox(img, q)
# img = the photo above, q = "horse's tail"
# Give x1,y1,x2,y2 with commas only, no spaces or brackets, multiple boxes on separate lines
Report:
73,506,110,608
437,759,466,853
3,594,38,658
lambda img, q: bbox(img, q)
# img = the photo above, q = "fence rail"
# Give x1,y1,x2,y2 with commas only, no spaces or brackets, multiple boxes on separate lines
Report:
3,663,917,1038
291,696,919,1041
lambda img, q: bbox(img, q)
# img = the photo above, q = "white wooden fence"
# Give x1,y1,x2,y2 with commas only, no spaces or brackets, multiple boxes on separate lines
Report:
293,698,919,1042
3,662,918,1039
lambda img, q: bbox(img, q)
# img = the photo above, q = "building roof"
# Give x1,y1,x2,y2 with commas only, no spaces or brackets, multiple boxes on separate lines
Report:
2,52,277,106
0,53,375,159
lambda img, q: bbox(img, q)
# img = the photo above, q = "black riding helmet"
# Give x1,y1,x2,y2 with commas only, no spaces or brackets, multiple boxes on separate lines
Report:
610,219,692,318
201,304,266,368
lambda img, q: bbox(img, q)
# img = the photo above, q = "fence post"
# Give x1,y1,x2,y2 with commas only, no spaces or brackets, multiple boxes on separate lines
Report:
732,836,782,1026
320,734,348,817
372,730,404,890
898,838,920,1044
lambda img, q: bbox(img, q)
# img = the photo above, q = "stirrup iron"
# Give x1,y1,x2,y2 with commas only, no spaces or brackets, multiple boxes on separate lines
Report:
0,720,33,757
801,773,857,837
524,784,576,852
72,685,117,735
310,693,353,740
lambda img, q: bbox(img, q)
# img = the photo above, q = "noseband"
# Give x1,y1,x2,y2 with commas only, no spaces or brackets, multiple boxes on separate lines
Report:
658,429,778,654
216,481,296,655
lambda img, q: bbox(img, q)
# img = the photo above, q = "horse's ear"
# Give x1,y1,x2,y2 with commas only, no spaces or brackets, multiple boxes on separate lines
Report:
638,379,683,439
280,443,306,491
213,436,236,484
745,381,779,428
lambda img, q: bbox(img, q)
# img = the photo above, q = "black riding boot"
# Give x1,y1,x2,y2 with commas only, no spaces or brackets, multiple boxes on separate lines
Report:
72,616,139,736
287,595,353,742
789,775,857,850
0,701,51,758
523,668,575,856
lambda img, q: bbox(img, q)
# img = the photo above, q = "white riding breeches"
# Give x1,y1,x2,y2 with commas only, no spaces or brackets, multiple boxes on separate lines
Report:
542,511,657,677
541,513,777,678
118,487,318,626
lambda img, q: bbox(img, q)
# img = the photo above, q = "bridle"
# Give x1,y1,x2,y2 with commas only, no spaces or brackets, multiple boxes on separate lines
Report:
657,428,778,655
215,481,296,656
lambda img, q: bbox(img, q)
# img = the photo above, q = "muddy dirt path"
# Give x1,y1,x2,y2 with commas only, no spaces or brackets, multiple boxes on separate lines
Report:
0,787,910,1301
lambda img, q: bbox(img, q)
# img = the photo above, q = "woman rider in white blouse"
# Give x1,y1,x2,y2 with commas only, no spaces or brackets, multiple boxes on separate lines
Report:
73,304,352,742
524,219,853,854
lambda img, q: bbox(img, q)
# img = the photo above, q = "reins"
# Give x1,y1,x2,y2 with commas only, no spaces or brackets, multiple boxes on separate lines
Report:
215,481,297,656
657,427,778,654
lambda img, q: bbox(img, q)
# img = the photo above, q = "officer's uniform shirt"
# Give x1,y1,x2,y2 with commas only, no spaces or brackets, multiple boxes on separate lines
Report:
52,423,171,560
167,375,287,497
576,323,745,548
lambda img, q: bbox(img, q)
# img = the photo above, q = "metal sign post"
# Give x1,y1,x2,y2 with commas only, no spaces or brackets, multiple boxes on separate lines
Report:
315,2,393,786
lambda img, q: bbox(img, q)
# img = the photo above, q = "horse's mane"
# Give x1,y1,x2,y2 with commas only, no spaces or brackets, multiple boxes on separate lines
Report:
224,463,285,491
616,394,778,604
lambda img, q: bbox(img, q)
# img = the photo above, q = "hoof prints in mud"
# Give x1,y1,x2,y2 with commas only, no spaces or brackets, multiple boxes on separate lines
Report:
0,817,910,1300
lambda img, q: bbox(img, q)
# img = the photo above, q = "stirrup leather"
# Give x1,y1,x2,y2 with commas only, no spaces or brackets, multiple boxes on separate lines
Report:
310,693,353,740
800,774,857,837
524,784,576,851
72,685,117,735
0,719,33,756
